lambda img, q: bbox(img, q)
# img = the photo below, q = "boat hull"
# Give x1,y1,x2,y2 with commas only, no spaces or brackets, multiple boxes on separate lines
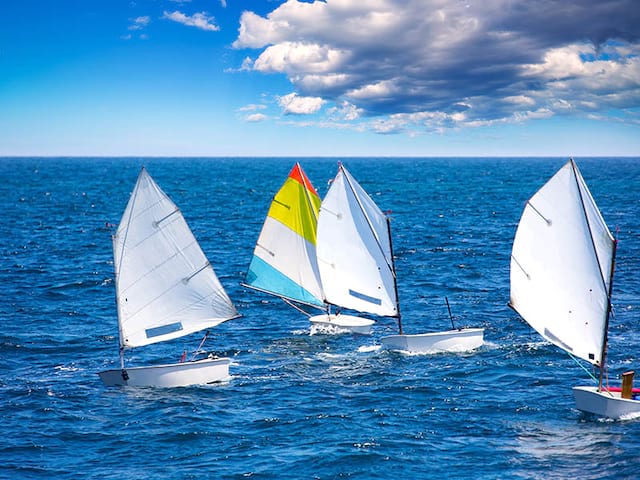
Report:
98,357,231,388
380,328,484,353
309,314,375,335
573,386,640,419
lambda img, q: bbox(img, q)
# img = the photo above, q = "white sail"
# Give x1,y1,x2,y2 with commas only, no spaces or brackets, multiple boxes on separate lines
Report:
114,167,239,348
509,160,614,365
316,164,398,317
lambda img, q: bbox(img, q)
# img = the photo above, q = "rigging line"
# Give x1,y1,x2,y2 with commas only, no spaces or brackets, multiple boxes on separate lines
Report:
190,330,210,361
282,297,314,317
567,352,615,397
339,165,395,275
241,283,325,311
567,351,599,383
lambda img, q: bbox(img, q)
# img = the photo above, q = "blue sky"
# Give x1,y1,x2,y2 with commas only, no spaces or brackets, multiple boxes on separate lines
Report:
1,0,639,157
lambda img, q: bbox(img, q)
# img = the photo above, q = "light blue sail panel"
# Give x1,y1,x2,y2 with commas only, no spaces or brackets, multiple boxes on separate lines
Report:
246,255,324,307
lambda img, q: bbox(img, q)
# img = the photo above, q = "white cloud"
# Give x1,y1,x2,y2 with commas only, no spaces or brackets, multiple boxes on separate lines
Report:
278,92,325,114
162,11,219,31
239,57,254,72
346,80,398,101
238,104,267,112
503,95,536,107
254,42,348,75
328,101,363,121
128,16,150,31
232,0,640,134
245,113,268,122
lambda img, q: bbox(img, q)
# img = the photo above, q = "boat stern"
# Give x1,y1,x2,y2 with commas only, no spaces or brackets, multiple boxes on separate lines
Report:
573,386,640,419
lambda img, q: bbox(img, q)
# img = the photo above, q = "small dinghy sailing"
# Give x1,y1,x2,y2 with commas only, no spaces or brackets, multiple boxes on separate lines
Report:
312,163,398,333
244,163,373,334
98,167,240,388
317,163,483,353
510,158,640,419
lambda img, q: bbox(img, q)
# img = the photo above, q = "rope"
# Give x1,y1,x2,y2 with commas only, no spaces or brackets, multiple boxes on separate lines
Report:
567,351,615,397
282,297,314,317
567,351,599,383
190,330,210,361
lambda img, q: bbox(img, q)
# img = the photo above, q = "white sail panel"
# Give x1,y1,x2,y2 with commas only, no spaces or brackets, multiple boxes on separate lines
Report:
247,216,324,306
574,165,615,296
114,168,238,348
510,160,614,365
317,165,398,317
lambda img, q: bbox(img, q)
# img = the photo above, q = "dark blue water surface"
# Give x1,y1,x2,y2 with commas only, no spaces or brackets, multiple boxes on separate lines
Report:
1,157,639,479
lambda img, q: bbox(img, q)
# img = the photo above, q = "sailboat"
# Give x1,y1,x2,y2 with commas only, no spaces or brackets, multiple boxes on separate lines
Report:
244,163,373,334
98,167,240,388
317,163,483,353
510,158,640,419
312,163,391,334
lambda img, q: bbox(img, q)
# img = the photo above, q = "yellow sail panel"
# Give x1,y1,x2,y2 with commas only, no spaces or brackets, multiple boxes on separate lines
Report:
267,165,321,245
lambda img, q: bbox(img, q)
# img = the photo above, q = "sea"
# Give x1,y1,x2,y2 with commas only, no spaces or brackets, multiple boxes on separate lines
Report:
1,157,639,479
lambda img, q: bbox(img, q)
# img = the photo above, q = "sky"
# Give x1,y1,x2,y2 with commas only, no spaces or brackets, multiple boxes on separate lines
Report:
1,0,639,157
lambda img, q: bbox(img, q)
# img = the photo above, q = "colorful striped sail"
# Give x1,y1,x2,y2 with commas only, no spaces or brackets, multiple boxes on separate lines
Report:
245,163,325,307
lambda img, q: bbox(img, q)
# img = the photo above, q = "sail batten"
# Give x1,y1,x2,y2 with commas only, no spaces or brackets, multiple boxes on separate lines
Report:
317,165,398,317
510,160,614,366
245,163,324,306
114,167,239,349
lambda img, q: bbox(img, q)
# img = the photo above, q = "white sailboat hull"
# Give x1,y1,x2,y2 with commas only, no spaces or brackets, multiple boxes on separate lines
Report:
308,314,375,335
573,386,640,419
380,328,484,353
98,357,231,388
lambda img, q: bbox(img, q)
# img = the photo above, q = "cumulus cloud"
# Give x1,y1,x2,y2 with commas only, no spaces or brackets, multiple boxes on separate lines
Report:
128,16,150,31
328,101,363,121
278,92,325,114
162,11,219,31
245,113,268,122
233,0,640,133
238,104,267,112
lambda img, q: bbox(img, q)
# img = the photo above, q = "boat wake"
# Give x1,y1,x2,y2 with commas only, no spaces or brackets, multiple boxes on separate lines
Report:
616,411,640,421
357,344,381,353
309,324,356,336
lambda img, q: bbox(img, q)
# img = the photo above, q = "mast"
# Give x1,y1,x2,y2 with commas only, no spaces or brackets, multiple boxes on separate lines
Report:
112,234,126,371
599,237,617,390
386,216,402,334
569,159,616,389
298,163,329,314
112,168,144,370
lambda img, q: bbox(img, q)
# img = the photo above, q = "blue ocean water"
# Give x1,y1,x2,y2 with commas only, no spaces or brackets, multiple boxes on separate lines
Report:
1,157,639,479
